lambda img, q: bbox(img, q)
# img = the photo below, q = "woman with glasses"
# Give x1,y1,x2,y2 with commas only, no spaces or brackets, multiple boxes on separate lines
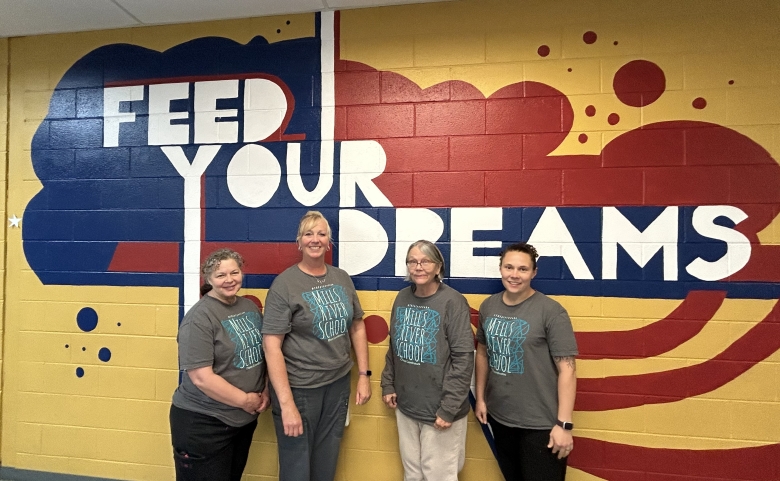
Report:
380,240,474,481
474,242,578,481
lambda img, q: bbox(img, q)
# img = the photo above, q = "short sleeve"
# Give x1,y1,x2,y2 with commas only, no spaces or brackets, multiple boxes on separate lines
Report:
546,305,578,357
178,310,216,371
261,278,293,335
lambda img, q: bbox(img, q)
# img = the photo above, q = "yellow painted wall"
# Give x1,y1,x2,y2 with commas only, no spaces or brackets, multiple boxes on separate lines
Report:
1,1,780,480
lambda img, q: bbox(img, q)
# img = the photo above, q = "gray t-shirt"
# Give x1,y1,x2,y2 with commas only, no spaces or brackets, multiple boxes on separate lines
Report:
172,295,266,427
380,283,474,424
262,265,364,388
476,291,578,429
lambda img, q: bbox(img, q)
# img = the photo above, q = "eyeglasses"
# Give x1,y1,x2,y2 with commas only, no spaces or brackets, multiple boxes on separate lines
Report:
406,259,437,269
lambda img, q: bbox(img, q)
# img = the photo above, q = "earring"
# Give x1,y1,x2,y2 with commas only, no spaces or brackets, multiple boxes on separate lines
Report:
298,245,302,251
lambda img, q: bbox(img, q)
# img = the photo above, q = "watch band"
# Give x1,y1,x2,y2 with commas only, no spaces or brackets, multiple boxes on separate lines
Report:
556,419,574,430
359,370,372,376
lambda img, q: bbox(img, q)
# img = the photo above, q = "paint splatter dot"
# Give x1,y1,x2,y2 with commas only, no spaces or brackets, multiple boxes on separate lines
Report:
65,344,69,348
77,307,98,332
692,97,707,109
578,133,588,143
583,31,597,44
613,60,666,107
567,68,572,72
728,80,734,85
613,41,619,45
608,113,620,125
82,347,86,351
585,105,596,117
537,45,550,57
244,295,263,311
76,367,84,378
117,322,121,327
364,315,389,344
98,347,112,362
286,20,291,25
276,29,281,34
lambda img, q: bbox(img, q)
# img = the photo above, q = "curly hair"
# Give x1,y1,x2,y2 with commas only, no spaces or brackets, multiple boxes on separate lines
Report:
499,243,539,271
200,248,245,296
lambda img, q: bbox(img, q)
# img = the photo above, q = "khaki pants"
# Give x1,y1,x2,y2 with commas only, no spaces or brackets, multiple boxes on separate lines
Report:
395,409,467,481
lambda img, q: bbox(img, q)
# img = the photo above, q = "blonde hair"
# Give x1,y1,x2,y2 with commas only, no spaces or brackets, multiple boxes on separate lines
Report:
296,210,332,245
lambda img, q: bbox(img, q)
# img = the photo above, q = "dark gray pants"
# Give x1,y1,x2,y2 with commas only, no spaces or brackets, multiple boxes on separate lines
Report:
270,372,351,481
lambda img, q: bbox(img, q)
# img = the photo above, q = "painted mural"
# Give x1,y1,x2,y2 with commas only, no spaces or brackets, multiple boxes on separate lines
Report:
4,1,780,480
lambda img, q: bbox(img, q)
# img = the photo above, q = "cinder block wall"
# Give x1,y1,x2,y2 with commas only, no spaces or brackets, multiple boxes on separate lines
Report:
2,1,780,480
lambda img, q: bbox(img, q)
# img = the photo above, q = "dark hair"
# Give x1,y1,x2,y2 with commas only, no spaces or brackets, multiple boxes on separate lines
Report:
404,240,445,283
499,243,539,271
200,248,245,296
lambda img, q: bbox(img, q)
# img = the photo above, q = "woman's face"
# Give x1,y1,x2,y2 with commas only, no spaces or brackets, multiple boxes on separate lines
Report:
299,219,330,262
406,246,441,289
500,251,536,297
207,258,243,303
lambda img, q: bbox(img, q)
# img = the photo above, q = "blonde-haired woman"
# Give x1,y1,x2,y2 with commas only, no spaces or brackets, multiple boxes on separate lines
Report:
262,211,371,481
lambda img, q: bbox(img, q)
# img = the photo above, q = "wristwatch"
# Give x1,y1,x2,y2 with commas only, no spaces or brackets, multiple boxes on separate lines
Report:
359,370,372,377
556,419,574,430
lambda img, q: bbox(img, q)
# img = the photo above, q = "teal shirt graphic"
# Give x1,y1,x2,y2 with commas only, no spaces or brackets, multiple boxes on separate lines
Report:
303,285,353,341
221,311,264,369
483,315,528,374
392,305,440,365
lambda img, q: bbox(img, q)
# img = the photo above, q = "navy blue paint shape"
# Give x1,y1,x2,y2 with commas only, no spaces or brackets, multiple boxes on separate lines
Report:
98,347,112,362
76,307,98,332
76,367,84,378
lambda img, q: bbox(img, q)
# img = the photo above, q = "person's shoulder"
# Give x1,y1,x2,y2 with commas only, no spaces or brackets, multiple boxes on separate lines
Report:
236,296,260,312
440,283,470,306
269,265,299,286
531,291,567,314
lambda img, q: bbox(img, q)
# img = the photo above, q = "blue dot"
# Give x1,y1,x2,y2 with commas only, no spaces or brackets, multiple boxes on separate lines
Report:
76,307,98,332
76,367,84,378
98,347,112,362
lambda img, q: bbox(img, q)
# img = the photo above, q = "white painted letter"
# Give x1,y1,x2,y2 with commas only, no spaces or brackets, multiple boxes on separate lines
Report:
103,85,143,147
148,83,190,145
339,210,389,275
395,209,445,276
451,208,503,278
686,206,751,281
602,206,679,280
244,78,287,142
339,140,392,208
227,144,281,208
528,207,594,279
286,143,334,206
195,80,239,144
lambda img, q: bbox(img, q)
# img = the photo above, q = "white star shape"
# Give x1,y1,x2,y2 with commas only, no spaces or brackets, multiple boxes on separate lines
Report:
8,214,21,228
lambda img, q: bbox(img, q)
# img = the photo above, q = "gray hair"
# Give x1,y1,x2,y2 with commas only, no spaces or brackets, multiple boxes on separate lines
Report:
404,240,445,283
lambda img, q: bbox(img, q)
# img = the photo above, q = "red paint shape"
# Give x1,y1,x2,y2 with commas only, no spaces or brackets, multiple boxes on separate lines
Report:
578,133,588,143
334,71,380,105
243,295,263,311
487,96,569,134
199,242,324,274
583,31,598,44
607,113,620,125
372,173,414,207
567,67,573,72
729,166,780,203
416,100,486,136
537,45,550,57
576,298,780,411
576,291,726,360
450,134,523,171
379,71,450,103
692,97,707,109
364,315,389,344
346,104,414,139
645,166,730,205
563,168,644,205
602,126,684,167
585,105,596,117
571,438,780,481
729,79,735,85
613,60,666,107
613,40,619,46
413,171,485,207
485,170,562,206
108,242,180,273
379,137,449,173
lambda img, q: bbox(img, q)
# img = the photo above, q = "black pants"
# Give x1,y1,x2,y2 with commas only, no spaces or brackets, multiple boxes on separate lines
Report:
488,414,567,481
169,404,258,481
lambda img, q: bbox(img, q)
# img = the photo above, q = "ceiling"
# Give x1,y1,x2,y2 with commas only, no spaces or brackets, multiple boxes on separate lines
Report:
0,0,449,38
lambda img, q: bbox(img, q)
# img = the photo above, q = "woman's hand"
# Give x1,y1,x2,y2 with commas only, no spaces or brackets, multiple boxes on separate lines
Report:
355,375,372,405
474,399,488,424
548,425,574,459
382,393,397,409
241,392,263,414
434,416,452,430
282,404,304,437
256,387,270,414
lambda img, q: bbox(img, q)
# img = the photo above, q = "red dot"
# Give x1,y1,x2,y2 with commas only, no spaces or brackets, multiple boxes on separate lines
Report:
692,97,707,109
728,80,734,85
613,41,619,45
567,68,572,72
585,105,596,116
583,31,597,44
613,60,666,107
537,45,550,57
578,134,588,143
608,113,620,125
364,315,389,344
243,295,263,310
